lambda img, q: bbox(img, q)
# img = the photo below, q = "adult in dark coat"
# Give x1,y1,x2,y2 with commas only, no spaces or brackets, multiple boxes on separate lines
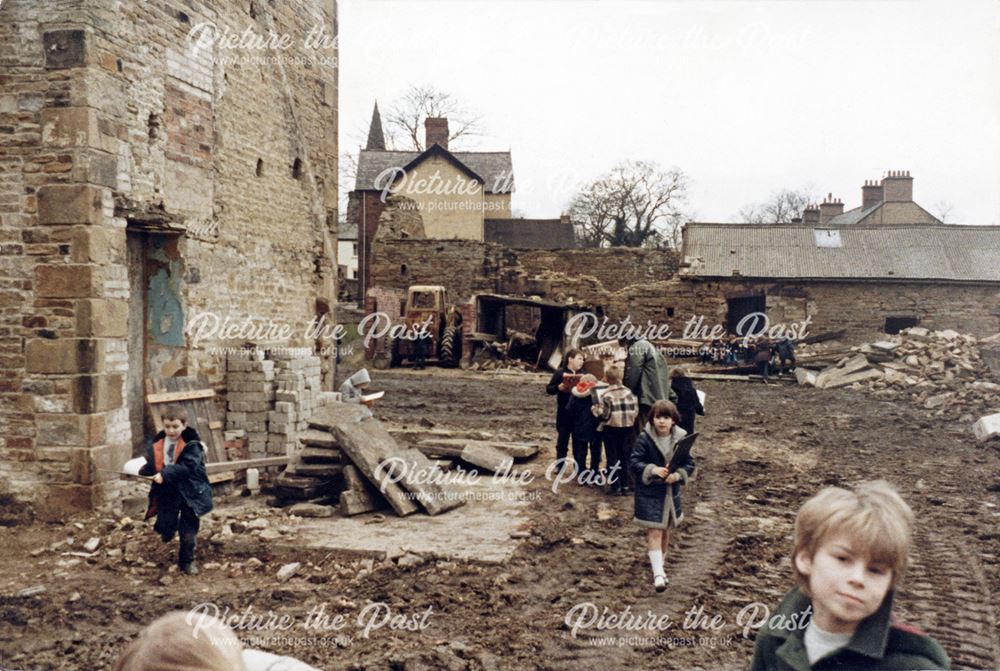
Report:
619,336,676,433
670,369,705,435
545,349,585,469
628,400,696,592
139,424,213,573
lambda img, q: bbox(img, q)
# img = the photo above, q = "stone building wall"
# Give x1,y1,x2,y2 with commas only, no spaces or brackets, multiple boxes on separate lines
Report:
675,280,1000,342
369,239,680,323
369,240,1000,343
0,0,338,516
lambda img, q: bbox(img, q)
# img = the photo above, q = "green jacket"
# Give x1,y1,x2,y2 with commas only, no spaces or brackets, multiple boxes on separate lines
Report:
749,588,949,671
622,338,676,406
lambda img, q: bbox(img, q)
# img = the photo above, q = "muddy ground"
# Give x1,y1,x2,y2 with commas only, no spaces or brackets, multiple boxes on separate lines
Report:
2,368,999,670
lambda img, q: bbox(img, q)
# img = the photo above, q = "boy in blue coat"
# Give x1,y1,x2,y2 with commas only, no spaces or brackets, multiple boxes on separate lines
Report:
138,405,213,575
750,481,949,670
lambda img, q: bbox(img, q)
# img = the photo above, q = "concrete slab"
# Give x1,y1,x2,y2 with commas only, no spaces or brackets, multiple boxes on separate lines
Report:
283,474,531,563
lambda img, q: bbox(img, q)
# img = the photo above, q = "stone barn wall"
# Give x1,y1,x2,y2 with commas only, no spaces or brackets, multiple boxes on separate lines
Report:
0,0,338,516
369,240,1000,344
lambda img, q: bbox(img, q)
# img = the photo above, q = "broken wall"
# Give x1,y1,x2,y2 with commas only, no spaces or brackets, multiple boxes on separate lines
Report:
0,0,338,516
369,240,1000,344
369,238,679,321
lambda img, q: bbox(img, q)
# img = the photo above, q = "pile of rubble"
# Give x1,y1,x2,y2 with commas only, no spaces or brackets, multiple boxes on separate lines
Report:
272,401,539,516
797,327,1000,423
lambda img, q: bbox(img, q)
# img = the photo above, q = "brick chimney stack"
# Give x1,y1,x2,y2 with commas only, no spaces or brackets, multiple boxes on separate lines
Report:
424,117,449,150
882,170,913,202
818,193,844,225
861,179,883,210
802,203,820,226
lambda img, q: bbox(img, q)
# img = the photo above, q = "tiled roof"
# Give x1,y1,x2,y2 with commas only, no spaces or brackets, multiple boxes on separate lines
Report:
681,223,1000,282
484,218,576,249
355,149,514,194
826,203,880,225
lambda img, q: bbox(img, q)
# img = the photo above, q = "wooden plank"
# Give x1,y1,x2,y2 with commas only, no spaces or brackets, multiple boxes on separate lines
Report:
204,456,289,474
300,447,341,464
340,489,387,516
687,373,795,383
340,465,389,516
298,429,339,449
419,438,538,461
146,389,215,404
460,444,513,474
186,377,224,464
387,448,464,516
208,472,235,484
275,473,337,501
198,375,227,465
146,378,165,432
333,420,419,517
291,463,344,478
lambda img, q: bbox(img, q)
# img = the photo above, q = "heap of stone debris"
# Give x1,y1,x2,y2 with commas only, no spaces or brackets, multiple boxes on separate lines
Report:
797,327,1000,421
273,399,540,516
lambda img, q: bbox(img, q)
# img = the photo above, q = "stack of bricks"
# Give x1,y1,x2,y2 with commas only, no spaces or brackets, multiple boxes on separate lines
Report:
266,350,323,456
225,351,275,457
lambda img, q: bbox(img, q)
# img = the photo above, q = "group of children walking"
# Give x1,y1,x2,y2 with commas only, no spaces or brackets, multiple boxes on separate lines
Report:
546,340,704,593
126,348,949,670
546,342,951,669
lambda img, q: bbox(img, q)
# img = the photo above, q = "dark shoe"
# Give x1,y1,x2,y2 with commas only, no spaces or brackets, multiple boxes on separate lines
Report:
180,562,199,575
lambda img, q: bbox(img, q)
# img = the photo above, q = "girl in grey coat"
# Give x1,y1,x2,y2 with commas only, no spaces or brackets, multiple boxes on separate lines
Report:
629,400,696,592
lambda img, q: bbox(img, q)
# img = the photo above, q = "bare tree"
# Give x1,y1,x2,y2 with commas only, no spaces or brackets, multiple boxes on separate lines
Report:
568,160,689,249
736,187,816,223
383,85,483,151
932,200,955,223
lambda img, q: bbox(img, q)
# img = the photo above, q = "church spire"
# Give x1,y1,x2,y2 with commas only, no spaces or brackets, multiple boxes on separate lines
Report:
365,101,386,151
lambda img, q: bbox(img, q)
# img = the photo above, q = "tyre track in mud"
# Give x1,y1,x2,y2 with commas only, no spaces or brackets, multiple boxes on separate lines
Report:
902,528,1000,670
811,400,1000,671
533,440,741,670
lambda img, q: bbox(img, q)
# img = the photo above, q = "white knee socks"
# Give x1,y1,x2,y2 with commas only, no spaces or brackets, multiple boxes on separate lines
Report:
648,550,665,578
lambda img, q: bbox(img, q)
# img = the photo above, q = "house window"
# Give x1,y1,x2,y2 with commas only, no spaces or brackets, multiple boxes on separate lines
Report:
666,307,675,317
884,316,919,334
352,242,358,256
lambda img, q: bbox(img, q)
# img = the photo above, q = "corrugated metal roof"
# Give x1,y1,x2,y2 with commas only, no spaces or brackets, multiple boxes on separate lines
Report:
681,223,1000,282
355,149,514,194
484,219,576,249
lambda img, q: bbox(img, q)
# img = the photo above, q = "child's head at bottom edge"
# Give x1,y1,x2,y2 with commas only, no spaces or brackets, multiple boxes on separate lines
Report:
114,610,245,671
791,480,914,634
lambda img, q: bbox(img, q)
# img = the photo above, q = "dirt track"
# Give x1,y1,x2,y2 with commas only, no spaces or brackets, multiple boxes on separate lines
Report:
2,368,999,670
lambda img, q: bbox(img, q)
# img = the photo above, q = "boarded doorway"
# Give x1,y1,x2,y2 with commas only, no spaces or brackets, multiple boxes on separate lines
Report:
727,294,766,336
126,230,187,455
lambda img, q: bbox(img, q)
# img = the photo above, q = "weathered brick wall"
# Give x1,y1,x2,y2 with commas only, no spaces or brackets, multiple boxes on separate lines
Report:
0,0,338,516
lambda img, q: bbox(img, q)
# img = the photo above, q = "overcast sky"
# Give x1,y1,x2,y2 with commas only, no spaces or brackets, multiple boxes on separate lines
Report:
340,0,1000,225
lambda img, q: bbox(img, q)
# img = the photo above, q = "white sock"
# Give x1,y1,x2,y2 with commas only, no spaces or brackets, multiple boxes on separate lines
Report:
648,550,664,578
